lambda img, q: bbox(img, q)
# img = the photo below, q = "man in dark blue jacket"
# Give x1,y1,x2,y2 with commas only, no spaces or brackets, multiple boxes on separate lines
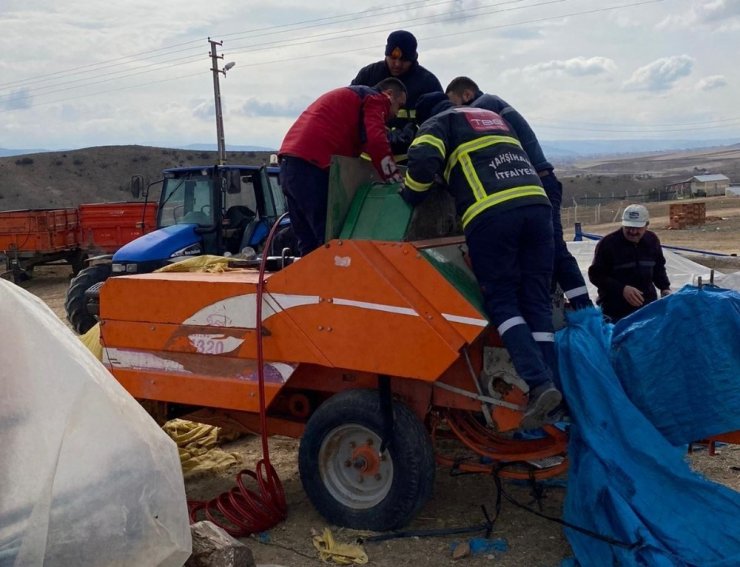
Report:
589,204,671,322
401,92,561,430
352,30,443,160
445,77,592,311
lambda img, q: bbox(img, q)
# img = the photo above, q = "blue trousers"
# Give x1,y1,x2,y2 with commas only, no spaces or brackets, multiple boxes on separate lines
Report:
541,172,592,309
279,156,329,256
465,205,556,388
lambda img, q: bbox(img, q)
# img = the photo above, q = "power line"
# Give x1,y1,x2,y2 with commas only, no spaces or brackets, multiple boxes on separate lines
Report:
0,0,658,109
0,0,500,92
0,0,527,103
10,0,735,138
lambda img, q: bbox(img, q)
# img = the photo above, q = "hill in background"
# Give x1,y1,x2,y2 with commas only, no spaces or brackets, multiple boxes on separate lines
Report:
0,144,738,211
0,145,274,210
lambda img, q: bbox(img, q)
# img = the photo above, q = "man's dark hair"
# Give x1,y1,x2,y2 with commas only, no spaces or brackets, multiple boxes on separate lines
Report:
445,76,479,95
375,77,407,97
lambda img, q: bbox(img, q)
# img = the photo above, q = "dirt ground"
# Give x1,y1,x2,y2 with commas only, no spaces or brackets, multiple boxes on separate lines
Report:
17,197,740,565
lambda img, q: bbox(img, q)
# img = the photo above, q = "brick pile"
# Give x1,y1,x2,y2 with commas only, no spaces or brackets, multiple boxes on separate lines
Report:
669,202,706,229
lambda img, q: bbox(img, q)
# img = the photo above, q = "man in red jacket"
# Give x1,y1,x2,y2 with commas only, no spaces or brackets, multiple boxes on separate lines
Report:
278,78,407,255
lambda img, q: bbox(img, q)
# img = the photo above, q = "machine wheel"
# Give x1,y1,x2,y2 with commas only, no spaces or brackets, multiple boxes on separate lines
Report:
65,263,112,334
298,389,435,531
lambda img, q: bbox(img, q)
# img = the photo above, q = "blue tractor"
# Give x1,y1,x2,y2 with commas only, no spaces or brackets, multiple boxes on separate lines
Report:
65,163,293,334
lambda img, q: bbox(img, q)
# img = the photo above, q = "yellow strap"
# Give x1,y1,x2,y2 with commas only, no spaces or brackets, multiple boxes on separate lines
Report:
461,185,547,227
396,109,416,119
444,135,522,180
410,134,446,159
404,172,432,192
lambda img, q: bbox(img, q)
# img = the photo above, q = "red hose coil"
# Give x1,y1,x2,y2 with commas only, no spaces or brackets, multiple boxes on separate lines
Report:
188,213,290,536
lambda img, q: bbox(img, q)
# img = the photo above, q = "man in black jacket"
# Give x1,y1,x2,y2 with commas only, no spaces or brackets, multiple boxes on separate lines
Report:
589,204,671,322
351,30,443,159
446,76,592,311
401,92,561,430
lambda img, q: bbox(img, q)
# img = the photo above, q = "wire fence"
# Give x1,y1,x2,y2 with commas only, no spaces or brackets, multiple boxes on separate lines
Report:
561,189,685,228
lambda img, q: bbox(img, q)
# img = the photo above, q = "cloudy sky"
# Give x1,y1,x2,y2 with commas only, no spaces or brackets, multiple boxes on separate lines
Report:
1,0,739,151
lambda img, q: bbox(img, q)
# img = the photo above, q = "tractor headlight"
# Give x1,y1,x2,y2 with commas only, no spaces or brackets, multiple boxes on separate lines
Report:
112,263,139,273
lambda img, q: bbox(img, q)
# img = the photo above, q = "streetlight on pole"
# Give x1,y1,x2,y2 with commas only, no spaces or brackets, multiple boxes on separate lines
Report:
208,38,235,166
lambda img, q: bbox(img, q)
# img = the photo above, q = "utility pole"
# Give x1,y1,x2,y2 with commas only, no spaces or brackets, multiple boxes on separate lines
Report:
208,38,235,166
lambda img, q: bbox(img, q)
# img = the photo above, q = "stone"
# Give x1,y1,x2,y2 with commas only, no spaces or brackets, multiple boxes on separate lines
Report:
184,521,255,567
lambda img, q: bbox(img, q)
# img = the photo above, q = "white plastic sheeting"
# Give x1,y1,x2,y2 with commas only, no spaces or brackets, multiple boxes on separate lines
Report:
565,240,725,300
0,280,191,566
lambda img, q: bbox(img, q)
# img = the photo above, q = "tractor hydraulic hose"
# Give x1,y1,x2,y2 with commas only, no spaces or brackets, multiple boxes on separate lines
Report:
188,213,290,537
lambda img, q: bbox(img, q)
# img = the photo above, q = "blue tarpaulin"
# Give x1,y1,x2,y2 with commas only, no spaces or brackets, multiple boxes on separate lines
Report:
556,287,740,566
611,285,740,444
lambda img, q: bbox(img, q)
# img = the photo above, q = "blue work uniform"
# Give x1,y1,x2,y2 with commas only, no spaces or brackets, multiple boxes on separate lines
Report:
469,91,591,309
401,102,557,389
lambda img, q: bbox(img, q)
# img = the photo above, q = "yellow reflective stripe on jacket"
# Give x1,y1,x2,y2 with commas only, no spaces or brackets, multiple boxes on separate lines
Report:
396,109,416,119
444,135,522,180
410,134,446,159
459,154,486,201
404,172,432,192
360,152,371,161
461,185,547,227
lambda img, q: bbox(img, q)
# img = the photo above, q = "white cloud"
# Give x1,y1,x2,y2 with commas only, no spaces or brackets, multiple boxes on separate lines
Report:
623,55,695,92
2,1,740,149
696,0,740,22
657,0,740,30
0,88,32,110
696,75,728,90
520,56,617,77
238,97,312,118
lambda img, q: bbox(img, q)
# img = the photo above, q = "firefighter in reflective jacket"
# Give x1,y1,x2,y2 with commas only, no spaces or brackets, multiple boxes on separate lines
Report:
400,92,562,429
446,76,592,310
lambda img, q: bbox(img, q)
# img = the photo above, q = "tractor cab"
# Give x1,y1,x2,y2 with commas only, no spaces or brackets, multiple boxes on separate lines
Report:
65,163,291,335
154,165,286,256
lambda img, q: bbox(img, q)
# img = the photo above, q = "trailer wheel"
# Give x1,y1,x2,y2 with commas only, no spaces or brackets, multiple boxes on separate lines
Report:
65,264,112,334
299,389,435,531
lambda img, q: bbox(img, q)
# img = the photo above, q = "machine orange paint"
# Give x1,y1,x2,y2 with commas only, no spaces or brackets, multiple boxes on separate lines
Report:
98,157,567,531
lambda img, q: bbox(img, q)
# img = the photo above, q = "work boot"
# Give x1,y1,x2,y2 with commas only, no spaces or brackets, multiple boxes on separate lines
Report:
521,382,562,430
545,402,571,424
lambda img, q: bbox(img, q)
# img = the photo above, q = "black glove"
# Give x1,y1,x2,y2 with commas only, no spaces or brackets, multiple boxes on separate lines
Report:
388,122,418,155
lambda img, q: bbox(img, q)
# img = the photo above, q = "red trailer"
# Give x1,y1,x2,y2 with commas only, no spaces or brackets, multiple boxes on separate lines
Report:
77,201,157,254
0,208,82,281
0,202,155,282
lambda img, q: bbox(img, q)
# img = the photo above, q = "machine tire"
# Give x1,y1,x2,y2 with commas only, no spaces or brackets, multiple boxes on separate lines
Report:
65,263,112,334
298,388,435,531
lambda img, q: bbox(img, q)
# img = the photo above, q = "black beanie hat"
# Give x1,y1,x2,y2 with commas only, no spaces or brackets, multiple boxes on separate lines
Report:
415,92,452,124
385,30,418,62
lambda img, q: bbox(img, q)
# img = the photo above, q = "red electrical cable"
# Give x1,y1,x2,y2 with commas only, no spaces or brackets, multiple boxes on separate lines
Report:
188,213,289,537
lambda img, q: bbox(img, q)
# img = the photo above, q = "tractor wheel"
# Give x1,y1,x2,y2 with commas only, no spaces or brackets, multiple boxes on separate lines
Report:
65,264,112,334
70,250,88,276
298,389,435,531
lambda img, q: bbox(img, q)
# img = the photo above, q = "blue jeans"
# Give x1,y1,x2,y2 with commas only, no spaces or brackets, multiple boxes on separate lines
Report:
465,204,556,388
279,156,329,256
